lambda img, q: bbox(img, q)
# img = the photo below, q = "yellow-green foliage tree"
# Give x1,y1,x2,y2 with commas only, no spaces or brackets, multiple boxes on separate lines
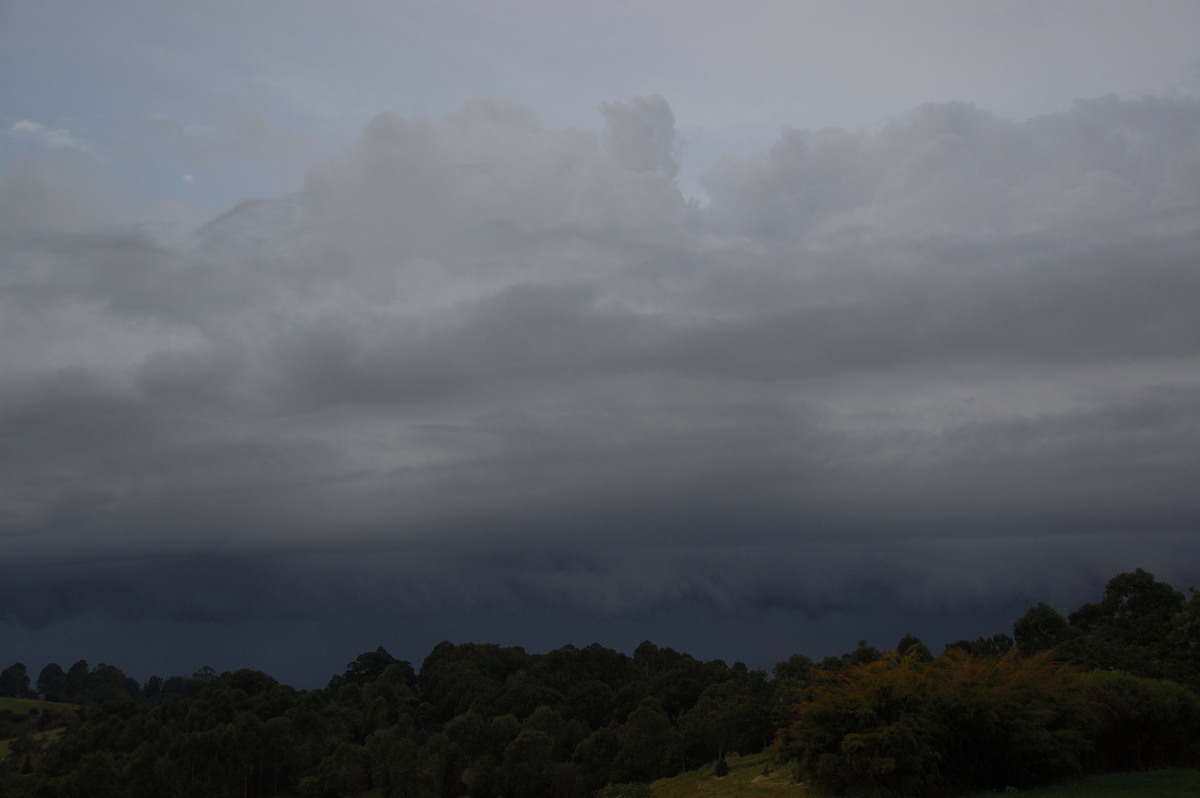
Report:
771,650,1098,797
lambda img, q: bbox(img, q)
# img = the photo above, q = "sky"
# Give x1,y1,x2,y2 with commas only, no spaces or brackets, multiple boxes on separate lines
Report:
3,1,1200,688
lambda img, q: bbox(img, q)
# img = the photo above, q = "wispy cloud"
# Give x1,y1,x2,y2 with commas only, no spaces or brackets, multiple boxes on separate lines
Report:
8,119,93,151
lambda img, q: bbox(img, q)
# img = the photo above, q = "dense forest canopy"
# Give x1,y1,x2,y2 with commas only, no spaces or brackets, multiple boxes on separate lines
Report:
2,568,1199,797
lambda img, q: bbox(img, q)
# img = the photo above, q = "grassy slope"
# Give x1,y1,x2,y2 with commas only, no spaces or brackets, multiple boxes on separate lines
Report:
0,697,78,713
0,697,79,761
650,754,1200,798
650,752,814,798
968,770,1200,798
0,726,65,761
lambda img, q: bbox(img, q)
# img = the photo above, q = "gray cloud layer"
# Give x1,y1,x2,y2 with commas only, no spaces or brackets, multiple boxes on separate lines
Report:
3,94,1200,632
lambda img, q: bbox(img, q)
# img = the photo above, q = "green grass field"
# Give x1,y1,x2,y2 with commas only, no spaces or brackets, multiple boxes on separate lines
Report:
0,696,77,713
0,697,79,762
649,753,1200,798
967,769,1200,797
650,752,812,797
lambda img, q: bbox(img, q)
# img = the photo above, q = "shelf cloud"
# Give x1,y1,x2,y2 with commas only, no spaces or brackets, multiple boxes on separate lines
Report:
4,92,1199,661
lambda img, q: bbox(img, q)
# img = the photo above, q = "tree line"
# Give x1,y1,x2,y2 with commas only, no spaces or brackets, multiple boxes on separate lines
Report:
1,567,1198,797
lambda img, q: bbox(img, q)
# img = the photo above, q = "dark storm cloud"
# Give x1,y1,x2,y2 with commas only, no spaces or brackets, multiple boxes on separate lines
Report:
3,94,1200,633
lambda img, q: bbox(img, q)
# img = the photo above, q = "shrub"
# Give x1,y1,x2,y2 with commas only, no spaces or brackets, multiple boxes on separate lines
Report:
1081,670,1200,770
771,650,1098,796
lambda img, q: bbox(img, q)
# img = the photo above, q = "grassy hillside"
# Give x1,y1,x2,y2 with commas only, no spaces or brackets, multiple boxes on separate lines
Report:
968,769,1200,797
0,696,77,714
0,726,65,762
649,754,1200,798
0,697,79,762
650,752,813,797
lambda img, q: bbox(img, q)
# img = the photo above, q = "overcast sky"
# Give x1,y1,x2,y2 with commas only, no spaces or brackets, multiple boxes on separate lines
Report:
4,1,1200,687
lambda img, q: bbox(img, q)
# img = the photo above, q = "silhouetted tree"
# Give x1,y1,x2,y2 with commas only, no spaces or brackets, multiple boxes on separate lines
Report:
897,632,933,661
0,663,34,698
36,663,66,702
1015,602,1074,655
612,697,672,782
1068,568,1186,678
63,660,89,705
946,634,1014,658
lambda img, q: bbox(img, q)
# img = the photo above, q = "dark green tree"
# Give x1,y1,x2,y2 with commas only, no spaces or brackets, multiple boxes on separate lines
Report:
63,660,89,704
843,640,883,666
945,634,1014,658
142,675,164,700
88,663,139,704
611,697,672,782
571,727,619,793
1068,569,1187,678
0,663,34,698
1015,602,1073,655
1081,670,1200,771
1170,587,1200,689
334,646,417,692
896,632,933,661
564,679,616,730
498,727,555,797
36,663,66,702
772,653,815,684
680,672,773,766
